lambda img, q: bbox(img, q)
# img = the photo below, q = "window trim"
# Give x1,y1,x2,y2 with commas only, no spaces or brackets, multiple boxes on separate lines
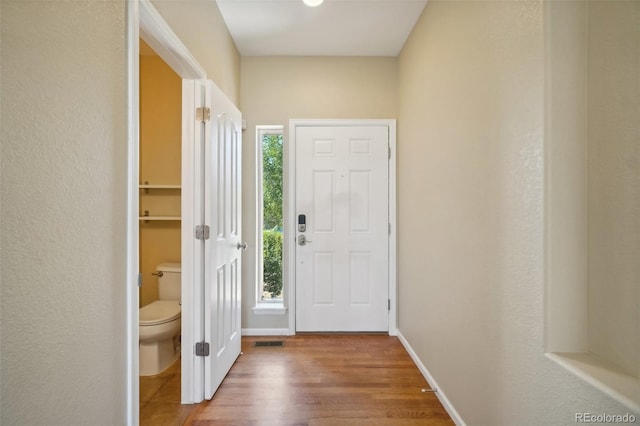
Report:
255,125,285,310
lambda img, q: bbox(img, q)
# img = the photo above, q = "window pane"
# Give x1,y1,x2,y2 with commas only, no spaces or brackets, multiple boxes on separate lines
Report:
261,133,283,301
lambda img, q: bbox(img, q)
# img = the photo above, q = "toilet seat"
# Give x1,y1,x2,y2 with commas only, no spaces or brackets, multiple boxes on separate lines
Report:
140,300,181,326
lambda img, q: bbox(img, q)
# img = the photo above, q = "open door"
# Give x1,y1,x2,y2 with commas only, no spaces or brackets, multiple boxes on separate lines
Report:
203,80,243,398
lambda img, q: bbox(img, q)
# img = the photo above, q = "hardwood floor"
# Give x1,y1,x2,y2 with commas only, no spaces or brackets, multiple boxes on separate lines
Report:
186,334,454,425
140,359,198,425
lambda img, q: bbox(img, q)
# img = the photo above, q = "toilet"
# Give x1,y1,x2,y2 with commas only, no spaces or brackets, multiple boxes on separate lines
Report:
139,262,181,376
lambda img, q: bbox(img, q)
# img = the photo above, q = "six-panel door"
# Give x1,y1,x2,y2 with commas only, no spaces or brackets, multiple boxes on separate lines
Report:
295,125,389,332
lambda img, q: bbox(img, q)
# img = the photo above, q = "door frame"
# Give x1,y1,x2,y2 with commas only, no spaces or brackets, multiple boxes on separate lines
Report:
285,119,398,336
126,0,207,422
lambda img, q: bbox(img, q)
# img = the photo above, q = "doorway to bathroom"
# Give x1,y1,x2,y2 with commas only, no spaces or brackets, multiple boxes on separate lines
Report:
139,39,182,318
138,36,183,404
129,1,244,423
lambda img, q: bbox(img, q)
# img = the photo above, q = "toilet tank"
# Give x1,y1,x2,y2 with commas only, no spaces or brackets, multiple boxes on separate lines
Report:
157,262,181,301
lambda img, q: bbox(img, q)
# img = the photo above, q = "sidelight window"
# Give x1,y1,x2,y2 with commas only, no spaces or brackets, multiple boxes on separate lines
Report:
256,126,284,304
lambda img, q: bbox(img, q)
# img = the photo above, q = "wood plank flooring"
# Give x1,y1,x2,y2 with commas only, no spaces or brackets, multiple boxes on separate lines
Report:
186,334,454,425
140,359,198,425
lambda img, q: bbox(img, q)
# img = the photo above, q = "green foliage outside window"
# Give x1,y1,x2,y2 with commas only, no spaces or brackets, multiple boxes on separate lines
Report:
262,133,283,299
263,134,283,231
263,229,282,298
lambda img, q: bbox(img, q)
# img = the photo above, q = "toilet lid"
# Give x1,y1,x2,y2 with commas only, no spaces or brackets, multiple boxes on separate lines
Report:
140,300,181,326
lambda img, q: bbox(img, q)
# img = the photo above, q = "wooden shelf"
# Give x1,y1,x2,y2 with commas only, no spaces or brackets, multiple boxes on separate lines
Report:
139,216,181,221
139,183,180,220
139,184,181,189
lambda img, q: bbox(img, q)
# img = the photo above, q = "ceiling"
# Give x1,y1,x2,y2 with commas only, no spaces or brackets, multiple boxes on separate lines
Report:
215,0,428,57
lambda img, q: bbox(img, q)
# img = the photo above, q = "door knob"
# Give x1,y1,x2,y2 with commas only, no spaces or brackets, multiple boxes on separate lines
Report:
297,235,312,246
237,242,248,250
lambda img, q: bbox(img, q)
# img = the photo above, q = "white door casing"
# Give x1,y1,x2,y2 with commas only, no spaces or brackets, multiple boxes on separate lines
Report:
181,78,206,403
130,0,244,414
294,124,391,332
203,80,243,398
130,0,211,415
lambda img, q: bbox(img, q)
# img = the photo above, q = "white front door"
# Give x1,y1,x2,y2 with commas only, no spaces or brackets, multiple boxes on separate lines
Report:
295,125,389,332
203,80,243,398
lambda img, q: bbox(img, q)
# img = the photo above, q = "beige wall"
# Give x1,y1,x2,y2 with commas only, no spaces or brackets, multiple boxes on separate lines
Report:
586,0,640,377
139,52,182,307
397,0,636,424
1,1,128,424
2,0,636,423
0,0,236,423
240,56,397,330
544,0,589,353
151,0,241,105
546,0,640,404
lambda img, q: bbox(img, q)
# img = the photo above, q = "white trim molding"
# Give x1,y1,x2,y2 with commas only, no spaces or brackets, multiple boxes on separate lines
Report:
139,0,205,79
255,125,285,309
125,2,140,424
180,79,206,404
252,304,288,316
397,331,466,426
129,0,208,413
242,328,293,336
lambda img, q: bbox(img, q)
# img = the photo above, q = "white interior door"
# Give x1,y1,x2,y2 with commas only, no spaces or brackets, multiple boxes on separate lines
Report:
203,80,243,398
295,125,389,332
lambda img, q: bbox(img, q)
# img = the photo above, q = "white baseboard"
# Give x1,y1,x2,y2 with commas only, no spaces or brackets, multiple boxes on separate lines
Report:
242,328,292,336
396,331,466,426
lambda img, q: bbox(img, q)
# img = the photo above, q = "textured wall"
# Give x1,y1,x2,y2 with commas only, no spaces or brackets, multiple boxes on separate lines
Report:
397,1,636,424
586,0,640,378
151,0,241,106
0,1,128,424
544,0,589,353
546,0,640,401
240,56,398,331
